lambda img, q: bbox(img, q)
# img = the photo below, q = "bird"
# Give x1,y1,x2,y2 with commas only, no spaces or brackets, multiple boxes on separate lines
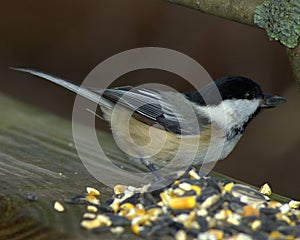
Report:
12,68,287,172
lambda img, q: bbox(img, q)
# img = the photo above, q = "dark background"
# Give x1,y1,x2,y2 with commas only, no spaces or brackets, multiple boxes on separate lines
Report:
1,1,300,199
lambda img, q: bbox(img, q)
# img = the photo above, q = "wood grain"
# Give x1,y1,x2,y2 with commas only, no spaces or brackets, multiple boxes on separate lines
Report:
0,93,140,240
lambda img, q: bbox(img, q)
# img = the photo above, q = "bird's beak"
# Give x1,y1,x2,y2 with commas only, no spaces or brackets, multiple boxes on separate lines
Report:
261,93,287,108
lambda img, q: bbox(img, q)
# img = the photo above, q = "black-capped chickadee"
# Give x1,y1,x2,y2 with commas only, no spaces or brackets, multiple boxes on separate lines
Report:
12,68,287,172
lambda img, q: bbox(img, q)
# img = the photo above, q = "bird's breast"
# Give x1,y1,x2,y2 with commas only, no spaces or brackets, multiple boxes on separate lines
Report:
102,106,241,169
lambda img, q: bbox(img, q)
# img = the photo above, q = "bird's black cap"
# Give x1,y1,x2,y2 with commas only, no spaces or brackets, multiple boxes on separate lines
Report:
214,76,263,100
186,76,264,106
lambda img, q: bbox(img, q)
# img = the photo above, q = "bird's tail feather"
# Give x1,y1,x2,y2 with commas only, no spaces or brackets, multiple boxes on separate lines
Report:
11,67,111,109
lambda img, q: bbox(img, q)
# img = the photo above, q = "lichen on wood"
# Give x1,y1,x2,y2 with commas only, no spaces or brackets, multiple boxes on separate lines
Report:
254,0,300,48
287,44,300,89
166,0,263,26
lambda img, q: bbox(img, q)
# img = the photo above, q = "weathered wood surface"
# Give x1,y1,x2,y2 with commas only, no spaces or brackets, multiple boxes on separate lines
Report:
0,93,142,240
0,93,290,240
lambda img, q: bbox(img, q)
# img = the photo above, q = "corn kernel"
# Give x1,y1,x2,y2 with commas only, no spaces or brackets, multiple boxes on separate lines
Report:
223,182,234,192
87,205,98,213
85,195,100,205
242,205,259,217
259,183,272,196
54,201,65,212
114,184,127,195
86,187,100,196
191,185,202,195
169,196,196,210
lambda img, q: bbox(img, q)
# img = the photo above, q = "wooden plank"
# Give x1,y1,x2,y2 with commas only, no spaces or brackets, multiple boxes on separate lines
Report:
0,93,141,240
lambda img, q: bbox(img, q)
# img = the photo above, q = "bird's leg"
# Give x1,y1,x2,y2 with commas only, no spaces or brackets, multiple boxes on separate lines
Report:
140,158,157,172
140,158,162,182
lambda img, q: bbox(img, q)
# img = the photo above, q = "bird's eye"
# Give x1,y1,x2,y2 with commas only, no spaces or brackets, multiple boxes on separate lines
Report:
244,92,251,99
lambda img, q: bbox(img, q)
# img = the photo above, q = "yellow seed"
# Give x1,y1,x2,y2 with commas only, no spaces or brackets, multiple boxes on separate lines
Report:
201,194,220,209
174,180,180,185
196,208,208,216
191,185,201,195
110,199,120,213
132,215,150,225
289,200,300,209
176,211,196,229
268,201,282,208
259,183,272,196
190,221,200,230
85,195,100,205
179,182,192,191
290,221,296,226
207,229,224,240
96,214,112,226
80,214,111,230
175,230,187,240
80,219,101,230
54,201,65,212
110,226,125,235
173,213,190,224
189,169,200,180
86,187,100,196
227,216,240,225
135,203,146,216
114,184,128,195
233,233,255,239
169,190,179,198
160,191,172,204
173,188,186,196
131,224,140,235
277,213,292,224
294,210,300,221
83,212,96,219
280,203,290,214
169,196,196,210
124,209,136,220
251,220,261,230
215,209,233,220
282,215,291,224
269,231,285,239
87,205,98,213
119,203,136,219
223,182,234,192
147,208,162,221
242,205,259,217
147,207,162,216
120,203,135,211
276,212,283,220
189,210,197,221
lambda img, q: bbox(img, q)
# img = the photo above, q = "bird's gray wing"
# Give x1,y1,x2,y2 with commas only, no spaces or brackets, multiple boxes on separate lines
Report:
97,87,209,135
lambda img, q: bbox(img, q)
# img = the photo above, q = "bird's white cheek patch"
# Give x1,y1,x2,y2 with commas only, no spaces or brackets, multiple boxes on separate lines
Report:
197,99,261,133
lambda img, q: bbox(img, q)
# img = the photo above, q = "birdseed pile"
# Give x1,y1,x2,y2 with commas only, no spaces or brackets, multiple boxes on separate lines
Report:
62,169,300,239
